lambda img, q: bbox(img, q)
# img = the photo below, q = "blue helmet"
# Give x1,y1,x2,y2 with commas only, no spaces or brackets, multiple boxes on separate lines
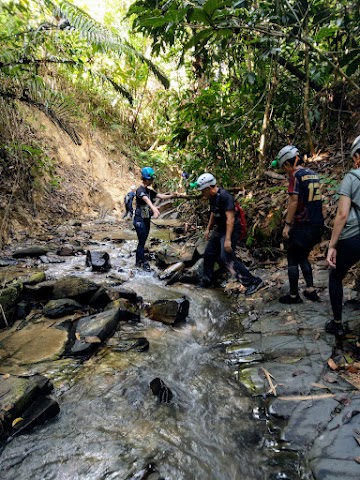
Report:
141,167,156,180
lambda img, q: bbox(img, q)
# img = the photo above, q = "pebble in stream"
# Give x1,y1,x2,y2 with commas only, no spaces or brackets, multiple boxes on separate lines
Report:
149,377,173,403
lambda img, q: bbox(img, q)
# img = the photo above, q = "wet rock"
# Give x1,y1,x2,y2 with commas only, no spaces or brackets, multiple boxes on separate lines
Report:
10,396,60,438
39,253,66,264
0,284,22,327
43,298,84,318
154,245,183,268
0,374,53,430
108,337,149,352
150,378,173,403
85,250,111,272
159,262,185,280
69,308,120,356
57,245,75,256
15,300,32,319
282,398,339,449
0,257,18,267
106,298,140,322
24,280,56,300
129,463,163,480
89,287,112,310
51,276,99,304
21,272,46,286
145,297,189,325
12,246,50,258
176,258,204,285
116,287,139,304
0,320,69,367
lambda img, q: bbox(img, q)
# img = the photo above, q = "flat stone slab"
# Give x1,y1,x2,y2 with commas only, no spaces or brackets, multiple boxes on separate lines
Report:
282,397,339,449
0,321,68,371
309,458,360,480
242,333,332,360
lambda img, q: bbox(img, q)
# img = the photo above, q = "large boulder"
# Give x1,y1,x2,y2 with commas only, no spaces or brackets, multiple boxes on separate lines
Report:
12,246,50,258
43,299,84,318
51,277,99,304
69,308,120,356
85,250,111,272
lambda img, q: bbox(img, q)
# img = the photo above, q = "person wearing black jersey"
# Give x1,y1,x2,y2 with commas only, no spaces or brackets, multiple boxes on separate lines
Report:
134,167,178,271
195,173,263,295
274,145,324,303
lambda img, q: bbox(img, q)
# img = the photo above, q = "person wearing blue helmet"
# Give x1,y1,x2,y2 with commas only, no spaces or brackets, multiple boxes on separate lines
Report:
134,167,178,271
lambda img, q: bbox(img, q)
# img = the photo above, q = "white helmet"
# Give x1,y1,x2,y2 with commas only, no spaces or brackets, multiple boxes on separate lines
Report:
196,173,216,190
350,135,360,157
131,185,136,190
277,145,299,167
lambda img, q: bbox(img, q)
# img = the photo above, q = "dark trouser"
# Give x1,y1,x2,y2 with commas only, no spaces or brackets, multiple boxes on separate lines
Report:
123,203,133,218
202,225,255,286
287,225,324,295
133,216,151,265
329,233,360,321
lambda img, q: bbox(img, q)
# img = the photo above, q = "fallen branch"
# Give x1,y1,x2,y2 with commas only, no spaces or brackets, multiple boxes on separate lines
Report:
278,393,338,401
0,304,9,327
260,367,277,396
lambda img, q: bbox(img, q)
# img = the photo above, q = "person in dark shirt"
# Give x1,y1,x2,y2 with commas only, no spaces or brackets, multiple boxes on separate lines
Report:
274,145,324,303
133,167,178,271
195,173,263,295
122,185,136,219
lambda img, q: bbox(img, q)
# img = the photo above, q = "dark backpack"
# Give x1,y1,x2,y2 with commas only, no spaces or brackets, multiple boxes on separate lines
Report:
235,203,247,240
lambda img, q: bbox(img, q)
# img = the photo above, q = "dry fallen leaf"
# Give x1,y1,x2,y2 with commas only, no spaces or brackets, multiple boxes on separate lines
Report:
2,374,10,379
75,332,81,341
327,358,338,371
12,417,23,427
346,365,360,374
354,457,360,464
354,437,360,447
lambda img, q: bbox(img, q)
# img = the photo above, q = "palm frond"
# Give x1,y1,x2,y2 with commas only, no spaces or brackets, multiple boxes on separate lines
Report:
103,75,133,105
44,0,170,89
0,75,82,145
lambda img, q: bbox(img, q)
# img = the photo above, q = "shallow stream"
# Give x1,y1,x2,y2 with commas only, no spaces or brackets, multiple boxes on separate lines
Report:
0,221,311,480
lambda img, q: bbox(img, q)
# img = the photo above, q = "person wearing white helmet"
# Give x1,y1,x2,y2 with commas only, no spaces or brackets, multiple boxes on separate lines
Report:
326,135,360,340
273,145,324,303
195,173,263,294
122,185,137,219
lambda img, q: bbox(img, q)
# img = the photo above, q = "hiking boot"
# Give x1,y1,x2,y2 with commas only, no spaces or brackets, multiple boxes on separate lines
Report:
325,320,350,336
245,278,264,296
303,290,320,301
279,293,303,304
142,262,151,272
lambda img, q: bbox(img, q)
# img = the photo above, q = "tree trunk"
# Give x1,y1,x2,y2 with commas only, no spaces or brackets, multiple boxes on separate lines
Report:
303,19,314,155
258,64,278,172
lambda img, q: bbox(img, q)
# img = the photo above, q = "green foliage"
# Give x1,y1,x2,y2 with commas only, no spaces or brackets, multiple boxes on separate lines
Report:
128,0,360,182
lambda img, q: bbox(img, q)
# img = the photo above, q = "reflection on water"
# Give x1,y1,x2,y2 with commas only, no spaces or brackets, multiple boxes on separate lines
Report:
0,226,306,480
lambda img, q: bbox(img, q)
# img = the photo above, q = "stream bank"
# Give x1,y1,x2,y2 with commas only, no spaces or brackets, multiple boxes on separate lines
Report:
0,216,359,480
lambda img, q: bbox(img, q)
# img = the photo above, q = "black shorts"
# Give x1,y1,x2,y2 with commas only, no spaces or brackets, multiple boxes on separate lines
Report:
288,225,324,251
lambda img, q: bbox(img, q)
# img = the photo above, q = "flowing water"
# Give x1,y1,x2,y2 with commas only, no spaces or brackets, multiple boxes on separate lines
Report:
0,222,309,480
